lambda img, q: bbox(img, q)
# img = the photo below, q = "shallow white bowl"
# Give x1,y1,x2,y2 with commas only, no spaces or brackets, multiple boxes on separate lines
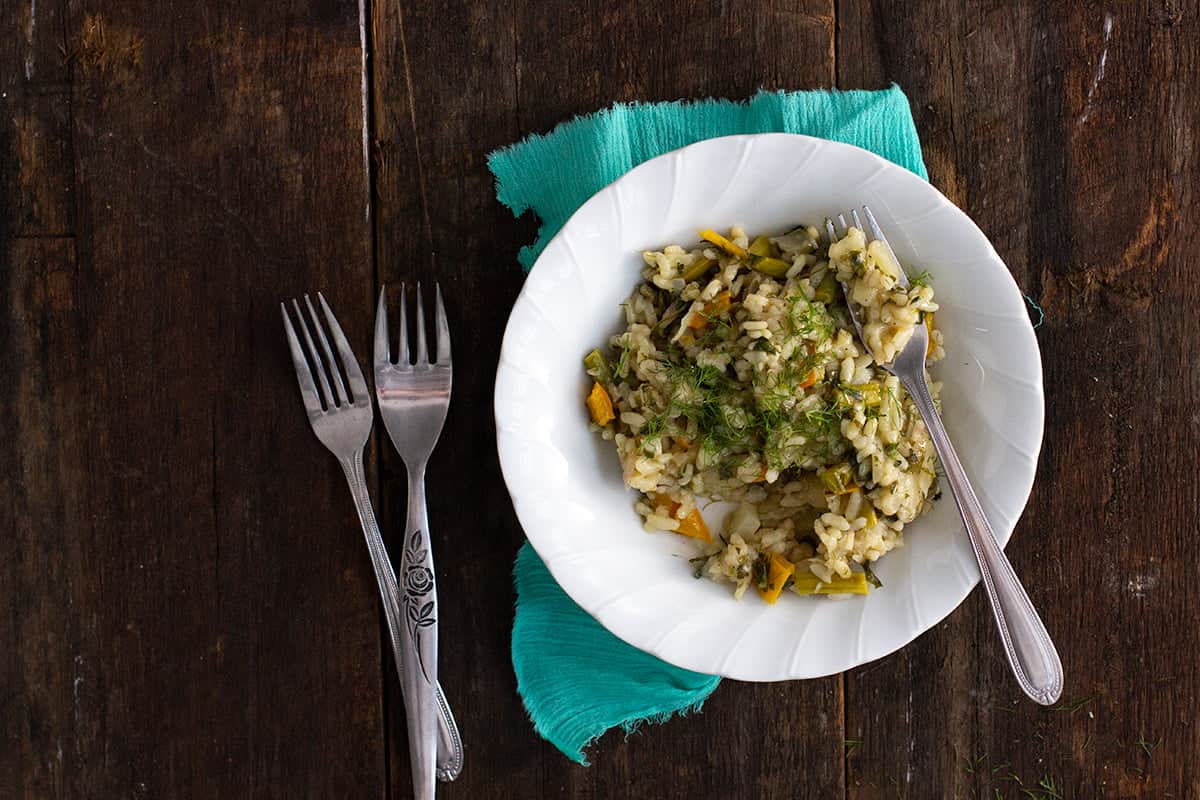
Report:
495,134,1043,681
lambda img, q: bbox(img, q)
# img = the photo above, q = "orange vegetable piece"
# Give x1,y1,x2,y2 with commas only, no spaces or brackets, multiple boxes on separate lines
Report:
688,290,733,330
756,553,796,604
675,508,712,542
798,367,821,389
698,229,748,259
586,381,614,426
650,494,712,543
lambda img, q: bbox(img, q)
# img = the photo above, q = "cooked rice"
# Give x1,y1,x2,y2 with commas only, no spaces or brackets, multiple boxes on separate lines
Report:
585,225,945,601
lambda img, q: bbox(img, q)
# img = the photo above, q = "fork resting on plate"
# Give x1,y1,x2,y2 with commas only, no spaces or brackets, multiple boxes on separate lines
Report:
827,207,1063,705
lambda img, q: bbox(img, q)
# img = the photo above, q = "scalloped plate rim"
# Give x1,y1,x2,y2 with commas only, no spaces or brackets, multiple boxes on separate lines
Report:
494,132,1045,682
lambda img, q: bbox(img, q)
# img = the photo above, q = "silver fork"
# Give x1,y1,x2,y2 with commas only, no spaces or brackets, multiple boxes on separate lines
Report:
280,294,463,784
826,207,1063,705
374,283,452,800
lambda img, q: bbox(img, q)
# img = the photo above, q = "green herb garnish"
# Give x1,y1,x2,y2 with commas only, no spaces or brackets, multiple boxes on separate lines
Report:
784,294,835,342
613,337,632,379
752,554,770,589
642,414,666,441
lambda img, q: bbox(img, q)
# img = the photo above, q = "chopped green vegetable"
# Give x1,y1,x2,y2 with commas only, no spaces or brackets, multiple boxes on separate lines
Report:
752,338,775,353
850,490,878,527
791,571,869,595
747,235,776,258
583,348,611,382
819,462,856,494
812,272,839,304
681,255,716,282
840,382,883,407
863,561,883,588
750,256,790,277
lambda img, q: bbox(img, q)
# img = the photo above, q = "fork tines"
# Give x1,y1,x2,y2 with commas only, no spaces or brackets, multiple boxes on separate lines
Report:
374,283,451,369
281,292,370,415
825,204,909,290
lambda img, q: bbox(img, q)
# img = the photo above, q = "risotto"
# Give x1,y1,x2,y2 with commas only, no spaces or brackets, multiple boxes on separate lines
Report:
583,225,946,602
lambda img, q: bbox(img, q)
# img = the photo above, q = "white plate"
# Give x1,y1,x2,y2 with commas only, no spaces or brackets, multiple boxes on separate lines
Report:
494,133,1043,681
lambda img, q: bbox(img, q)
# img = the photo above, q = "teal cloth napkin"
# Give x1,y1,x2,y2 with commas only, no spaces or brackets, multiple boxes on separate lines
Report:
490,86,928,273
489,86,929,763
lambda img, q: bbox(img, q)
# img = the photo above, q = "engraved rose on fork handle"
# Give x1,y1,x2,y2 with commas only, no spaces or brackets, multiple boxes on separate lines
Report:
402,529,436,682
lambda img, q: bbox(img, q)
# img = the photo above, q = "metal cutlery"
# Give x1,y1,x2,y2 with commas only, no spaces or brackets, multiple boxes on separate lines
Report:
826,207,1064,705
280,293,463,785
373,283,452,800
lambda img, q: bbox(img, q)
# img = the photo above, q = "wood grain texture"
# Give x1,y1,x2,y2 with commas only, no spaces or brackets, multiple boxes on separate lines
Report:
0,0,386,797
512,0,834,134
1,0,1197,797
839,1,1200,797
368,1,536,797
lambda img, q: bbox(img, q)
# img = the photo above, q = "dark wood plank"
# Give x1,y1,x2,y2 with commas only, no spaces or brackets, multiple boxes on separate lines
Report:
3,0,1196,796
0,3,94,797
512,0,835,135
0,1,387,796
367,2,537,798
839,1,1200,797
369,1,840,799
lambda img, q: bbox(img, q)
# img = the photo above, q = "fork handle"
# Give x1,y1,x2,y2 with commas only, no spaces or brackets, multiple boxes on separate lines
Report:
339,454,459,784
396,462,440,800
900,373,1064,705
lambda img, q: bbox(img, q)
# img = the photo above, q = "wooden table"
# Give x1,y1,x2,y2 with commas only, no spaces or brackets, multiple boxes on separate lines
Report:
2,1,1196,797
